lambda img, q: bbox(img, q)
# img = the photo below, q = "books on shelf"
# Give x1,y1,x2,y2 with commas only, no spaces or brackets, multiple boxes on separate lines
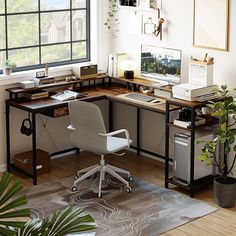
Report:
173,117,206,128
107,53,127,77
33,76,55,86
22,90,49,100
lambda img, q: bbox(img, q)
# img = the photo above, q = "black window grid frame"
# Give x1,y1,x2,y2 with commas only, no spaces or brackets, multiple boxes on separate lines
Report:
0,0,90,73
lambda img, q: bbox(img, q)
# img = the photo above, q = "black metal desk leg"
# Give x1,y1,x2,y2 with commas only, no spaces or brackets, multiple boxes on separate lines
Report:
5,102,11,172
32,113,37,185
165,102,170,188
137,108,140,155
109,100,113,132
190,107,195,197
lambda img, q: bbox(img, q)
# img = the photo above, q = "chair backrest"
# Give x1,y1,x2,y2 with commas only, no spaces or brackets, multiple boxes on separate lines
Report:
68,100,107,154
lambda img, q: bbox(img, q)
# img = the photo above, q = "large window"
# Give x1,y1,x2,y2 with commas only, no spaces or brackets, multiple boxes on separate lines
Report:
0,0,90,72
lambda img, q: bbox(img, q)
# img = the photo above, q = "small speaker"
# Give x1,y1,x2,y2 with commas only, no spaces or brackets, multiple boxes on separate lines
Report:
124,70,134,80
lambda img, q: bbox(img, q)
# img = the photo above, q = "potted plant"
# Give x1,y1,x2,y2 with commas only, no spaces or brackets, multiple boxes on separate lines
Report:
3,60,17,75
199,85,236,208
0,172,96,235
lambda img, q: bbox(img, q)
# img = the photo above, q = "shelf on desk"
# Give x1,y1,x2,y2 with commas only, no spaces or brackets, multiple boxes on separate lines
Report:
112,77,173,92
5,73,108,94
167,175,214,189
168,120,219,132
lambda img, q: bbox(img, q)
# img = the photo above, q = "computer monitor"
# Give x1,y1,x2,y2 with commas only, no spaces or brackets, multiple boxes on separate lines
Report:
141,45,181,84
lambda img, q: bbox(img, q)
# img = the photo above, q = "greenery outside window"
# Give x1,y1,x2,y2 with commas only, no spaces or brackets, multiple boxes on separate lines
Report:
0,0,90,73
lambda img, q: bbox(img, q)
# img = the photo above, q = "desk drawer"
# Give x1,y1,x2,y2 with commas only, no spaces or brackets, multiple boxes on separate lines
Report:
41,107,69,118
14,149,51,175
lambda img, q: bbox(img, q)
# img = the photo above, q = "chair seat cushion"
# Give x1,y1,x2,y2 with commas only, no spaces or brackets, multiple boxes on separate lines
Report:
107,136,132,153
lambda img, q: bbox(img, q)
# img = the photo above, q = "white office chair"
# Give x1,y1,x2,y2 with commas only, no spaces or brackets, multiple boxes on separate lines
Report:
67,100,132,198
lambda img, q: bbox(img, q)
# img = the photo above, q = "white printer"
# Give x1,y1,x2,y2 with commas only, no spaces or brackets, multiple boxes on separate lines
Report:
173,83,217,101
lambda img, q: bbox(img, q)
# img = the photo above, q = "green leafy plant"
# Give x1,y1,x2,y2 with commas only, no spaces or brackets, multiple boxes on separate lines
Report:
0,172,31,236
0,172,96,236
199,85,236,177
5,60,17,70
104,0,120,38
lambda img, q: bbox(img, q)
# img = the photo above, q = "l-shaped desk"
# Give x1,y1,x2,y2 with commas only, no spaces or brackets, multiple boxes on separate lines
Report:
5,74,213,197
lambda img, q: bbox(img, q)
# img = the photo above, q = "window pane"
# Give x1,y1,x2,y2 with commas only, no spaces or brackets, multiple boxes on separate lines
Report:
41,0,70,10
8,14,39,48
41,12,70,44
72,42,86,60
72,10,86,41
41,44,70,63
0,16,5,49
72,0,86,8
0,51,6,68
0,0,4,14
7,0,38,13
8,48,39,67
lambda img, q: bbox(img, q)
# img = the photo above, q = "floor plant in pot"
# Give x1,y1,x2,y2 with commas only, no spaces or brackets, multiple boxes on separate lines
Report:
0,172,96,235
199,85,236,208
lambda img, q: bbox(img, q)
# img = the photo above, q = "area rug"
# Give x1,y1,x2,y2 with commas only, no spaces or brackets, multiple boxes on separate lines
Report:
23,175,217,236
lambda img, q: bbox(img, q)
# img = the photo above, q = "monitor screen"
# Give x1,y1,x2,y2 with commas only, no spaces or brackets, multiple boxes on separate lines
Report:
141,45,181,84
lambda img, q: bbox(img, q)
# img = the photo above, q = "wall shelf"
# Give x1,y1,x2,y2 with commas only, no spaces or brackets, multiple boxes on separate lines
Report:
119,5,154,11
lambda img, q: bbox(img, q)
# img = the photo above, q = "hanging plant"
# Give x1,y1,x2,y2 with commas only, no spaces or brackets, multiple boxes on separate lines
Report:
104,0,120,38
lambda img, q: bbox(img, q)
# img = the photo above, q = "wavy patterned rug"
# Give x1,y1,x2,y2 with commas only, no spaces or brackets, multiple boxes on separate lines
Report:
23,175,217,236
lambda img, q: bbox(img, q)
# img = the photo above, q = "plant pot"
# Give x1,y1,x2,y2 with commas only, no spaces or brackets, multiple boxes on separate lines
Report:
3,68,12,75
214,176,236,208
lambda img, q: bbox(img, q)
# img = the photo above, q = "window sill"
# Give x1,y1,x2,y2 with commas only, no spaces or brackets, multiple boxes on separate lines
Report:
0,64,75,86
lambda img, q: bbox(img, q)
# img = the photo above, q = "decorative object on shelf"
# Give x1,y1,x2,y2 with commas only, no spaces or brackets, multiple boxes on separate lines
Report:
198,85,236,208
107,53,128,77
189,53,214,86
120,0,137,6
193,0,229,51
139,0,150,8
150,1,164,40
0,172,96,235
36,70,46,78
120,59,137,79
153,17,164,38
104,0,120,38
3,60,17,75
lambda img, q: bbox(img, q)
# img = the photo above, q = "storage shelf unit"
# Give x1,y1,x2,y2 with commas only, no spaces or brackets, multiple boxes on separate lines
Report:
165,97,220,197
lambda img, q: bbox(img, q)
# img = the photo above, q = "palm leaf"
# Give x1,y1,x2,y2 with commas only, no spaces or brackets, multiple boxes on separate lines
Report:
18,207,96,236
0,172,31,234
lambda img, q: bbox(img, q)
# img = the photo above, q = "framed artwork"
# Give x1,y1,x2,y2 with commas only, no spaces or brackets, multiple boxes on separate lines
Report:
193,0,229,51
143,17,155,35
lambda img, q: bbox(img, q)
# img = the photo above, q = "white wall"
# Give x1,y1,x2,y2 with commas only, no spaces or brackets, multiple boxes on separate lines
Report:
112,0,236,87
109,0,236,167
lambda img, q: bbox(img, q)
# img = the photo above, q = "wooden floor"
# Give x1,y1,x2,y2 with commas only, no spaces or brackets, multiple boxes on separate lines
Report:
13,151,236,236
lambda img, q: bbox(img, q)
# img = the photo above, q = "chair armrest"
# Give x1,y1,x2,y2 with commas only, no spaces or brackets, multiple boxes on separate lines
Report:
67,125,76,131
99,129,130,147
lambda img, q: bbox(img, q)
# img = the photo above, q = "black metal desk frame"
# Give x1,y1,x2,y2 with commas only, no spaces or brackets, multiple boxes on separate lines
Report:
5,79,166,185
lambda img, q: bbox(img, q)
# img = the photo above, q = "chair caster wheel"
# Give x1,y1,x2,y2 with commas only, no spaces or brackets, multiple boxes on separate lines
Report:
71,185,77,192
97,193,103,198
126,187,132,193
74,175,79,180
128,176,133,181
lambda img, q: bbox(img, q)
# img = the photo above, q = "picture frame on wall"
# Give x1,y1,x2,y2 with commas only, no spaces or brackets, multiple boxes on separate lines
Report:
193,0,229,51
143,17,156,35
